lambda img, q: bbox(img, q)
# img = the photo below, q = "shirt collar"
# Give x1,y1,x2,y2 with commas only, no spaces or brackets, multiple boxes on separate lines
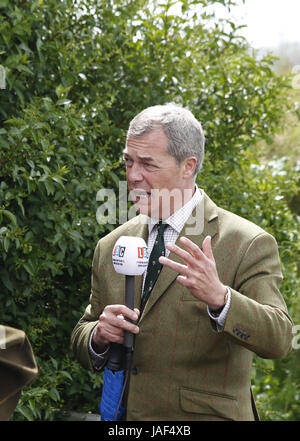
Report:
147,185,203,235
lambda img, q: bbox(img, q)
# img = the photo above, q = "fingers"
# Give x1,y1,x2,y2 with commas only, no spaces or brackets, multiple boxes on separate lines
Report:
97,305,140,345
179,236,204,259
201,235,214,260
158,236,209,272
162,236,214,266
165,242,196,266
159,236,222,306
179,236,214,261
100,305,139,330
159,255,189,276
102,304,139,322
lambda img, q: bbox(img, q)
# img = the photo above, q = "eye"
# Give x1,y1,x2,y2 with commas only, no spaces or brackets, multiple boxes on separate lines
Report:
143,163,157,171
124,157,133,167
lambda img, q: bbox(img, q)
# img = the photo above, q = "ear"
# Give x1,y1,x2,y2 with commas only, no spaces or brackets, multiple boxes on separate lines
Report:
182,156,197,178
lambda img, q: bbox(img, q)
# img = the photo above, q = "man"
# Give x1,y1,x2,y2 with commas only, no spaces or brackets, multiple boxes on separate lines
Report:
0,325,38,420
71,103,293,421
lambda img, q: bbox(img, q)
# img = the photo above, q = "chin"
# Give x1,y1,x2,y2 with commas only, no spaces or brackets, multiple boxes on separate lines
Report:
131,201,150,216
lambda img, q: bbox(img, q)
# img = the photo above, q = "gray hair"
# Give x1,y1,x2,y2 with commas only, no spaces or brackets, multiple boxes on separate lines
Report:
126,103,205,175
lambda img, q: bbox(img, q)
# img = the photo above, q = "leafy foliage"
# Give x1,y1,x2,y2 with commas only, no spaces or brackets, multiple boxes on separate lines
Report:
0,0,299,420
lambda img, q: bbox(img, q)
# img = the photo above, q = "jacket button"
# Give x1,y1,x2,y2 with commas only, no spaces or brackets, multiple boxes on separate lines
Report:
132,367,138,375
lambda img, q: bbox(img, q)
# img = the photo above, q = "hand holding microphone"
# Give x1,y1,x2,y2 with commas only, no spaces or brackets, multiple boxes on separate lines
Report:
92,236,148,354
92,305,140,351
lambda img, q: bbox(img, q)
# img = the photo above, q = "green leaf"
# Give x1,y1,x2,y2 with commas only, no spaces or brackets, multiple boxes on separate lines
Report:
48,388,60,402
56,99,72,106
3,237,10,252
0,209,18,226
1,271,13,291
17,406,34,421
23,261,35,277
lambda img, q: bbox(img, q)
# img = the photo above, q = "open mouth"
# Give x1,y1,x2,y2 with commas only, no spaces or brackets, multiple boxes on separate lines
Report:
130,189,151,202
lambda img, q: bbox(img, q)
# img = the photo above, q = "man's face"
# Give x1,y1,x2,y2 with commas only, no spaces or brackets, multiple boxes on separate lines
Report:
124,128,194,219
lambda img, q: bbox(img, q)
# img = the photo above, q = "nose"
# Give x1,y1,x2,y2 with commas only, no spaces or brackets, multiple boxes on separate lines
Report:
126,162,144,183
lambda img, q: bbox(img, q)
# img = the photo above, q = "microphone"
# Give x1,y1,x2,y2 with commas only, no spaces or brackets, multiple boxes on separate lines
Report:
112,236,148,350
112,236,148,276
107,236,148,371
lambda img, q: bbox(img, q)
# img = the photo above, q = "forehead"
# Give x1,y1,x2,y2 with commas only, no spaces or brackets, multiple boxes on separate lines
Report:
124,128,169,157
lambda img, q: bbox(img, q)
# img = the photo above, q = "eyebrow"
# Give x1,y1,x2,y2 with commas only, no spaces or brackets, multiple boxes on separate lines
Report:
123,151,156,163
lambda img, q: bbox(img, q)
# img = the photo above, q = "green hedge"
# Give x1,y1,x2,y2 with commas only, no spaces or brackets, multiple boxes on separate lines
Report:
0,0,299,420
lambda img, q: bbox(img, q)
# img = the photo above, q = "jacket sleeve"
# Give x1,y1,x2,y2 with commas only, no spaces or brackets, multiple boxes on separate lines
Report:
71,240,104,371
218,232,294,359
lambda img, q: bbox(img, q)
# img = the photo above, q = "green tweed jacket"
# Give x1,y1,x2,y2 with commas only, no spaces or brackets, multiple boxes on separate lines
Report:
0,326,38,421
71,193,293,421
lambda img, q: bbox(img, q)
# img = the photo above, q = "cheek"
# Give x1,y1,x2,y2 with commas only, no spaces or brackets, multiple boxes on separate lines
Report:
159,173,179,189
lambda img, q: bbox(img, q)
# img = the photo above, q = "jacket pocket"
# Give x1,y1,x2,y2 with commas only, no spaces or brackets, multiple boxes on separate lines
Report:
180,387,238,420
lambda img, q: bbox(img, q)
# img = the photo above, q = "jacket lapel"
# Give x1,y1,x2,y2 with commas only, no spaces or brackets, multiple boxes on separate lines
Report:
139,192,219,321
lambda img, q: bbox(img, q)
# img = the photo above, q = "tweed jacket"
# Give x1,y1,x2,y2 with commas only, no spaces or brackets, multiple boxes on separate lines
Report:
0,326,38,421
71,193,293,421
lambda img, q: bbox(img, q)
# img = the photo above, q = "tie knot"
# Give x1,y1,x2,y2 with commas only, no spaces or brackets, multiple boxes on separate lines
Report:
157,220,168,236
